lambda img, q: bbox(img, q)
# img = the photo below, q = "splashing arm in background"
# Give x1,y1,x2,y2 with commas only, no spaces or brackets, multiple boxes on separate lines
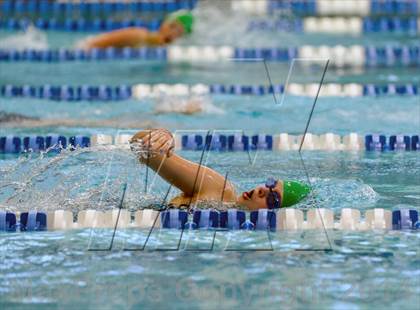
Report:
77,10,194,49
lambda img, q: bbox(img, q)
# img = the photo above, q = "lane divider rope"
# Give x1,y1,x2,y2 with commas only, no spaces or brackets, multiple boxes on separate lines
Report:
1,133,419,153
0,0,197,15
232,0,419,16
248,17,420,34
0,208,418,232
3,16,418,33
0,17,162,31
1,0,417,17
0,45,418,67
0,83,418,100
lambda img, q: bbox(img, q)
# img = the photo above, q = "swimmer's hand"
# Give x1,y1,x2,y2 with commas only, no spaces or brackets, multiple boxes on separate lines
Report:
130,129,175,161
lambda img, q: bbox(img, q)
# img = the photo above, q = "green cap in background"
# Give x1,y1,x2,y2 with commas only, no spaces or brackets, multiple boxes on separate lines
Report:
282,180,311,207
165,10,194,34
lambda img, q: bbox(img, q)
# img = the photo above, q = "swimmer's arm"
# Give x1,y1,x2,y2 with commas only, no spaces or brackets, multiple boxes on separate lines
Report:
84,27,158,49
130,129,236,201
146,154,236,201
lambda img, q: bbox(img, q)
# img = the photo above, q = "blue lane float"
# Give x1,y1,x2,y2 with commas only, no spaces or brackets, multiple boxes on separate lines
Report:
0,211,17,232
161,210,188,229
364,134,419,151
0,209,418,232
369,0,419,15
181,134,273,151
20,211,47,232
365,45,420,67
267,0,317,14
362,84,418,96
250,209,276,231
362,17,418,33
0,47,168,62
221,210,247,230
192,209,220,229
392,209,419,230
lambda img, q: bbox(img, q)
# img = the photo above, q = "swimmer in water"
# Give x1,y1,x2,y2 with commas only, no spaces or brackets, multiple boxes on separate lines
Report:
79,10,193,49
130,129,311,210
154,95,222,115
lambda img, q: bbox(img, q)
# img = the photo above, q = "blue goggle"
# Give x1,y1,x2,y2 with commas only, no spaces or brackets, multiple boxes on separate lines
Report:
265,177,281,209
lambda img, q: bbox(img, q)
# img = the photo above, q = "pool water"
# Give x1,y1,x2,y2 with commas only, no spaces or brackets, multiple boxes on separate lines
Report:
1,150,419,212
0,2,419,309
1,59,420,86
1,229,419,309
1,92,419,136
1,149,419,308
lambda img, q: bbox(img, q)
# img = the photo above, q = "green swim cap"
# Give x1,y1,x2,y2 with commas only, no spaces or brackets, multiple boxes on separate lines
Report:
282,180,311,207
165,10,194,34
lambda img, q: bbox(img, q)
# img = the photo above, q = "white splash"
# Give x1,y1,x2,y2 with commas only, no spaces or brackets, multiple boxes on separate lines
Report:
0,26,48,50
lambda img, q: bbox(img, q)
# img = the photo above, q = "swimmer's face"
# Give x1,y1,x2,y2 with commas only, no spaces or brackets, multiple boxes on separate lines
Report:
237,180,283,211
159,21,185,43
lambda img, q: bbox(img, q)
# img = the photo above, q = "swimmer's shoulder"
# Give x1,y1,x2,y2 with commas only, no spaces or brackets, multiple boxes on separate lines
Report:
169,193,238,210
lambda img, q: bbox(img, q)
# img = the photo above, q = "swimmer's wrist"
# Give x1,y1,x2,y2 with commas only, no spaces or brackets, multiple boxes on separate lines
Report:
130,128,174,162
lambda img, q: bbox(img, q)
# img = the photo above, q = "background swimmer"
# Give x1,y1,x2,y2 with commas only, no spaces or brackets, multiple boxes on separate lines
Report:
130,128,310,210
0,111,39,124
154,95,224,115
78,10,193,49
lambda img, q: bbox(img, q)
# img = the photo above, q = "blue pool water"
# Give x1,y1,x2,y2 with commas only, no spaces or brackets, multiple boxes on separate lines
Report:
0,2,419,309
1,149,418,212
1,229,419,309
1,93,419,138
1,149,419,308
